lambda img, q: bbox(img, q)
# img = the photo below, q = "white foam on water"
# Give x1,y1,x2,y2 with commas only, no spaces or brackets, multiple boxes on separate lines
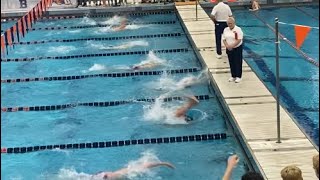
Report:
101,15,123,25
125,149,162,180
107,40,149,50
95,26,112,33
54,150,163,180
125,24,151,30
68,29,82,34
80,17,97,25
147,70,208,91
88,40,148,51
82,64,107,73
143,96,187,125
133,51,167,68
56,168,96,180
48,45,77,54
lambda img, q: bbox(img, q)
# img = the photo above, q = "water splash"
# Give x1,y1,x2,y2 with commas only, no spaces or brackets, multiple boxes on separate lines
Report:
56,168,95,180
54,150,164,180
101,15,123,25
87,40,148,50
80,17,97,25
143,96,187,125
48,45,76,54
133,51,167,69
86,64,107,72
126,24,151,30
148,70,208,91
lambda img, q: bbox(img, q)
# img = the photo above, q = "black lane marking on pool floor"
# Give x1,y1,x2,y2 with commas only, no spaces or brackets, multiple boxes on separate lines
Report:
263,77,319,82
1,68,199,83
1,11,175,22
294,6,319,20
7,33,182,45
1,95,210,112
243,45,319,145
1,48,190,62
1,133,227,154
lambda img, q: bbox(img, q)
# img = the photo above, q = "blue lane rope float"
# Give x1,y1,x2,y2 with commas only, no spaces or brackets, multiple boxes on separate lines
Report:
0,21,177,33
7,33,182,45
1,48,190,62
1,95,211,112
1,68,199,83
252,12,319,67
1,133,227,154
0,11,175,22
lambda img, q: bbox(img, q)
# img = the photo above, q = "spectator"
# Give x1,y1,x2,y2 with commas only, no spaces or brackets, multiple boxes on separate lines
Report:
242,172,264,180
209,0,233,59
281,165,303,180
249,0,260,11
222,17,244,83
313,154,319,178
223,155,264,180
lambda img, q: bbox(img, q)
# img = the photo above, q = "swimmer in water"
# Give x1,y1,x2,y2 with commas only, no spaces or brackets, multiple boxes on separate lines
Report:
176,76,199,89
132,61,162,70
113,18,128,31
92,162,175,179
175,96,199,122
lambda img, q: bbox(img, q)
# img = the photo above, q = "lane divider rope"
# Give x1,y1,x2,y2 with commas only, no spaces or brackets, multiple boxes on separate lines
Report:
1,21,176,33
252,12,319,67
6,33,182,45
1,95,210,112
1,11,175,22
1,48,190,62
1,133,227,154
1,68,199,84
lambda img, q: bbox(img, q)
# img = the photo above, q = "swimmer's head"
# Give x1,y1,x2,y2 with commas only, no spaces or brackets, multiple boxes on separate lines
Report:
132,65,140,70
185,115,193,122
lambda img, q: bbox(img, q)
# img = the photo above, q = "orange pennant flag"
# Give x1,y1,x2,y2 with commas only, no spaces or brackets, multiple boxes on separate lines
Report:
6,30,12,47
12,25,17,43
294,25,311,49
1,35,5,56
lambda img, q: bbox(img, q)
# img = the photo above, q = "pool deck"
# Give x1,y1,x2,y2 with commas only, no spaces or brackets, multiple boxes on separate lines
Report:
175,4,318,179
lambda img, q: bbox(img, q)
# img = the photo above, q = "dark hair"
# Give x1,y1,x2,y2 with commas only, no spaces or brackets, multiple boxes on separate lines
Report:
241,172,264,180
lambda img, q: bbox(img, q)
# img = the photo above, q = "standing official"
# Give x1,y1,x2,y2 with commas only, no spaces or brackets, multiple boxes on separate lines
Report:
223,17,244,83
210,0,233,59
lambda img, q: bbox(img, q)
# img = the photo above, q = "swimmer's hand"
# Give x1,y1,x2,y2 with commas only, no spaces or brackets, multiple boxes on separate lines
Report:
227,155,239,168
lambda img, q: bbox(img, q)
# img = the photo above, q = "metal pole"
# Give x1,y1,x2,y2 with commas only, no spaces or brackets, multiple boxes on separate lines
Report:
275,17,281,143
196,0,198,21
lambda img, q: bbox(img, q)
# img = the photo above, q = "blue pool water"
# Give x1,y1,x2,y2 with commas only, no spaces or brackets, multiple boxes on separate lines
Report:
205,5,319,146
1,12,248,179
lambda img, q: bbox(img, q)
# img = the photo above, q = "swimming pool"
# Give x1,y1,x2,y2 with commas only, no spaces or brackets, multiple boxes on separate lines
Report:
1,10,250,179
204,5,319,147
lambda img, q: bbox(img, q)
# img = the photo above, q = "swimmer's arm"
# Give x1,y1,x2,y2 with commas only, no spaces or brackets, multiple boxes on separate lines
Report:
222,155,239,180
143,162,175,169
111,168,129,177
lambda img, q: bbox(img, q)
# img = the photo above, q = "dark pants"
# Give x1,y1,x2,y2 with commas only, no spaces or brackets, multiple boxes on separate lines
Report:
227,45,243,78
214,21,227,55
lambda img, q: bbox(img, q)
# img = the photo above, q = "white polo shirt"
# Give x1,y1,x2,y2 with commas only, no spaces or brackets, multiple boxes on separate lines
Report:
211,2,232,22
222,25,243,48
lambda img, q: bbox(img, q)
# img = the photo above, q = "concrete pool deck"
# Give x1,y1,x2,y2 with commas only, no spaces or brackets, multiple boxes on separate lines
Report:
175,4,318,180
1,3,318,179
